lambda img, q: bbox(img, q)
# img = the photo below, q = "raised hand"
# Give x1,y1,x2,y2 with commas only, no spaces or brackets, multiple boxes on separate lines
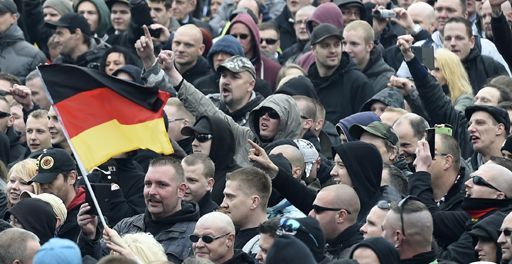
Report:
388,75,415,95
11,84,34,110
248,139,279,178
413,140,433,172
135,25,156,69
396,34,415,61
77,203,98,240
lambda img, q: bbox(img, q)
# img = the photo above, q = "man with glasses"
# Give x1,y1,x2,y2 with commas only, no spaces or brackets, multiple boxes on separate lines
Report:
164,98,195,154
258,22,281,62
413,139,512,263
181,115,239,204
308,184,362,260
280,5,315,64
498,211,512,263
360,200,392,239
191,212,252,263
381,197,437,263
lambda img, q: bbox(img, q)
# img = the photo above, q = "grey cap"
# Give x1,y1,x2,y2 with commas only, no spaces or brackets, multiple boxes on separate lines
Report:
0,0,17,14
310,24,342,45
217,55,256,80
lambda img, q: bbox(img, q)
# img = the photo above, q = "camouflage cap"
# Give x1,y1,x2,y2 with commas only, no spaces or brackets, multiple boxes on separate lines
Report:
217,55,256,80
349,121,399,146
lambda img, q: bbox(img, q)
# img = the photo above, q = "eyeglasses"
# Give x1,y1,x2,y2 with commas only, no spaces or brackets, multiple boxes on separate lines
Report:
471,175,504,193
277,218,319,247
189,233,230,243
0,111,10,118
257,107,279,119
312,204,351,215
231,33,249,40
260,38,278,45
398,195,421,236
194,133,213,143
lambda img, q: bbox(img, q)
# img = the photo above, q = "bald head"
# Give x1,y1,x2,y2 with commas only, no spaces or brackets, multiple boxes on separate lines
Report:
407,2,436,34
481,162,512,197
197,212,236,234
322,184,360,223
270,145,305,177
172,25,205,70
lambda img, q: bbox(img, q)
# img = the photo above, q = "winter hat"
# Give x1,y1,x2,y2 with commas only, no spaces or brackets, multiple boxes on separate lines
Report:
34,238,82,264
266,235,317,264
465,105,510,135
336,111,380,142
112,65,143,85
276,75,319,100
43,0,73,16
5,198,56,244
207,35,244,69
350,237,400,264
294,217,326,262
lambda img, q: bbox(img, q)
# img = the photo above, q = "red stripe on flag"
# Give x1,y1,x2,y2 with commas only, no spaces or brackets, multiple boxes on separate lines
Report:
55,87,168,138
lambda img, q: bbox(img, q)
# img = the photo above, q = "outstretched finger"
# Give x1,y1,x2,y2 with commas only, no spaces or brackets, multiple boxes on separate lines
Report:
142,24,152,40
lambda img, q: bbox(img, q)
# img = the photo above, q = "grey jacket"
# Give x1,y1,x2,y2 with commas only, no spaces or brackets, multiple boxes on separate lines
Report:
0,25,46,82
143,63,302,166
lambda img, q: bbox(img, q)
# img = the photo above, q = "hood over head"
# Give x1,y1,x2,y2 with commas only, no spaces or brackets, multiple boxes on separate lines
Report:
74,0,111,37
350,237,400,264
275,75,319,100
249,94,302,144
228,13,261,62
360,87,404,112
306,2,344,34
336,112,380,141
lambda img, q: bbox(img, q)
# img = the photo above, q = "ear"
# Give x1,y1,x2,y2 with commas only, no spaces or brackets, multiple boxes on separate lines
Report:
469,35,475,48
198,43,205,56
226,233,235,248
315,118,324,132
207,178,214,191
497,123,506,136
250,195,261,210
367,41,374,53
67,170,78,185
248,78,256,92
304,119,314,130
388,146,398,162
177,183,188,198
292,167,302,179
7,114,14,127
496,191,507,199
190,0,197,8
394,230,403,248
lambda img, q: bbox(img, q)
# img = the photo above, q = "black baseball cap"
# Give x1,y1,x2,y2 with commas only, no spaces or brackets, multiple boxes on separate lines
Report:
181,117,212,136
310,24,342,45
29,149,77,184
465,105,510,135
46,13,92,37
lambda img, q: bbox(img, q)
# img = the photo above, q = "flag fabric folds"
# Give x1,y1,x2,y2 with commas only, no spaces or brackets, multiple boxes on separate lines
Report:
38,64,173,171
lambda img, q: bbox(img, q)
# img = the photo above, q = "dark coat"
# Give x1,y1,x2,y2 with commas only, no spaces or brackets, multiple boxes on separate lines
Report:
362,47,395,92
308,52,375,124
491,14,512,69
272,7,296,51
462,47,508,94
405,56,474,159
181,56,212,86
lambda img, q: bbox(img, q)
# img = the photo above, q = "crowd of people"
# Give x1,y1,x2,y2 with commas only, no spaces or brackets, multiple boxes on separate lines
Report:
2,0,512,262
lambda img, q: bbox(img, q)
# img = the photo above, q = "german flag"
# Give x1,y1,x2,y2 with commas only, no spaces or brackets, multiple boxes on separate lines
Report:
38,64,173,171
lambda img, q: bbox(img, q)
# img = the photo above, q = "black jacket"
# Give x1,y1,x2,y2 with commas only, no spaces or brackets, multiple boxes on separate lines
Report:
406,56,474,159
22,0,54,58
53,37,110,69
223,250,255,264
326,224,363,260
6,127,26,166
197,191,218,216
58,187,86,242
273,7,296,51
308,52,374,124
491,14,512,69
181,56,211,86
462,47,508,94
198,116,240,204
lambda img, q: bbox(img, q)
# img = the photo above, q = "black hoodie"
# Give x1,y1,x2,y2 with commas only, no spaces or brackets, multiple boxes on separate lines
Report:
181,56,212,85
332,142,383,223
195,116,239,204
308,52,374,124
350,237,400,264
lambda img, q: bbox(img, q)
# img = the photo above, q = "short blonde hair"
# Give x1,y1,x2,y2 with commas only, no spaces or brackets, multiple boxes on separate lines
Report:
32,193,67,224
120,233,167,264
7,159,40,205
343,20,374,44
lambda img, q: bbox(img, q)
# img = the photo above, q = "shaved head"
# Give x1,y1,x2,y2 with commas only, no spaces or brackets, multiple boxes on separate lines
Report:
321,184,360,223
197,212,236,234
482,162,512,197
270,145,305,176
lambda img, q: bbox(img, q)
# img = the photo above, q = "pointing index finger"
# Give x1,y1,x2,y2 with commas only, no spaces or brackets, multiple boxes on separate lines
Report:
142,24,151,39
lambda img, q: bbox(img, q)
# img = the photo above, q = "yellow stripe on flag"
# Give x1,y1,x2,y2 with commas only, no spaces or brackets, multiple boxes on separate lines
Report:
70,118,173,171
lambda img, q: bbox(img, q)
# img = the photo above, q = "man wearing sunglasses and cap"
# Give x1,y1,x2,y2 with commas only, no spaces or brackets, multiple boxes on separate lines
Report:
191,212,253,263
411,139,512,263
143,48,301,167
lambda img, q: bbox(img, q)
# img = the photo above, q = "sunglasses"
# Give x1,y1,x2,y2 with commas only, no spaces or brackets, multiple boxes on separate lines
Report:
257,107,279,119
501,228,512,237
231,33,249,40
471,175,504,193
260,38,278,45
194,133,213,143
189,233,230,244
277,218,319,247
398,195,421,236
312,204,351,215
0,111,10,118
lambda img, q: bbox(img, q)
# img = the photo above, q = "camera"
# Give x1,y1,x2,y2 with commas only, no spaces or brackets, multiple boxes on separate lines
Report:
373,9,396,19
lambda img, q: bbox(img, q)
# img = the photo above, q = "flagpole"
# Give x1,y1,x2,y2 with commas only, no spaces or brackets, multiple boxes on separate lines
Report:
38,68,109,229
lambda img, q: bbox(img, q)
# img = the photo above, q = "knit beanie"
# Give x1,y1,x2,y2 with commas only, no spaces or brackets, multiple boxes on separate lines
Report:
43,0,74,16
207,35,244,69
